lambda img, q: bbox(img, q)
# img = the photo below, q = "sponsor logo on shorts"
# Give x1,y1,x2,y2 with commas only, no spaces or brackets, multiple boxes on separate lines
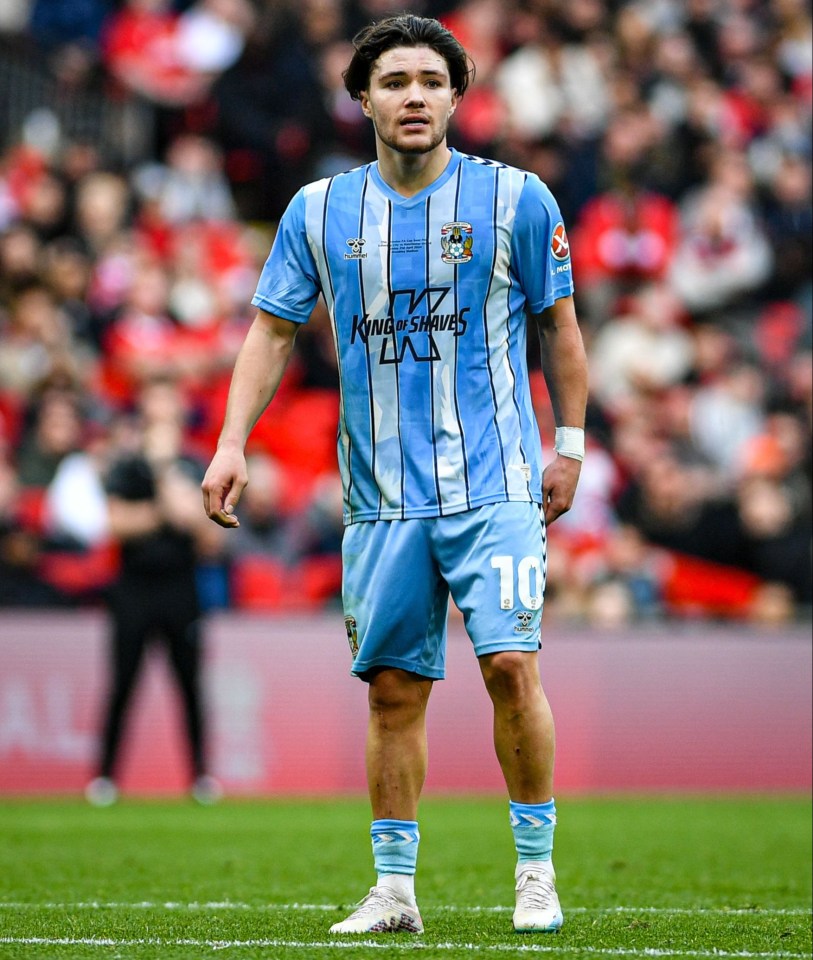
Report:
514,611,535,634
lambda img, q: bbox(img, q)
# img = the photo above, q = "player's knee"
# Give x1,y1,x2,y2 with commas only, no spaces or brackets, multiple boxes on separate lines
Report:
480,651,539,706
368,669,429,721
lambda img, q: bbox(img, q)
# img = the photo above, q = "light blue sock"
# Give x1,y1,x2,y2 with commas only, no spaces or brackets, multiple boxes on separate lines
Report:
510,799,556,862
371,819,420,876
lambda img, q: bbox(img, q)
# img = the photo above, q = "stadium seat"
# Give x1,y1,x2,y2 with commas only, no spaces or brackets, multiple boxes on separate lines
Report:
296,554,343,605
662,552,763,619
255,389,339,478
230,553,343,610
15,487,48,533
230,555,289,610
37,542,120,596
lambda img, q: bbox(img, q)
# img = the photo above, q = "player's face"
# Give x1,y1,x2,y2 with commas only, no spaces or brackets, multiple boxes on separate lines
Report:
360,46,458,157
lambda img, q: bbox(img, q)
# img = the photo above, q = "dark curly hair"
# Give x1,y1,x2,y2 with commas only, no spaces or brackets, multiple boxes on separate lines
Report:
343,14,475,101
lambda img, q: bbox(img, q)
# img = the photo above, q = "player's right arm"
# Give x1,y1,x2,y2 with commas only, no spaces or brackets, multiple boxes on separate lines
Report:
201,309,299,527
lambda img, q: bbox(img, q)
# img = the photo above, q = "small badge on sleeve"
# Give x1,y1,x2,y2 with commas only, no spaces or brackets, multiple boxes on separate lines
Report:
551,222,570,262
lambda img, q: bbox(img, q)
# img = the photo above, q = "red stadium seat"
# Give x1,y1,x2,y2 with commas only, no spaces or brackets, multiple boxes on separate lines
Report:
230,555,289,610
662,552,763,619
296,554,343,605
231,553,343,610
37,543,120,596
255,389,339,476
15,487,48,534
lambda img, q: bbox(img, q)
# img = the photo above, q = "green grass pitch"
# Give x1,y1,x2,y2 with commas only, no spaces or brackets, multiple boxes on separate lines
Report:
0,795,810,959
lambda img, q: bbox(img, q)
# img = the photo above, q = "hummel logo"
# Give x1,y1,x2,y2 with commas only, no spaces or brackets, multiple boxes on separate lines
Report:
514,611,535,634
345,237,367,260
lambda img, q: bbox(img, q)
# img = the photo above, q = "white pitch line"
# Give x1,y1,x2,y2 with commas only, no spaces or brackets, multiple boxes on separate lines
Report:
0,936,808,958
0,902,809,917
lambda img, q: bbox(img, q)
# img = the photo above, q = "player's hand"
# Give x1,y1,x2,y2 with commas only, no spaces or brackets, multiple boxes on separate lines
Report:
201,444,248,528
542,454,582,526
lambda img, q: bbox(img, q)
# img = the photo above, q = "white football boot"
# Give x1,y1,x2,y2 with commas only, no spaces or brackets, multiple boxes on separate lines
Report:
329,886,423,934
513,861,564,933
85,777,118,807
191,775,223,805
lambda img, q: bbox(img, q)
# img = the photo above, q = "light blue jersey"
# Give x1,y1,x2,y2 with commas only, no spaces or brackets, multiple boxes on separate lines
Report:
252,148,574,524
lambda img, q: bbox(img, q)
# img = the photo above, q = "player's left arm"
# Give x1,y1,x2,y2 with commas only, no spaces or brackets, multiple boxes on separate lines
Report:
533,294,589,525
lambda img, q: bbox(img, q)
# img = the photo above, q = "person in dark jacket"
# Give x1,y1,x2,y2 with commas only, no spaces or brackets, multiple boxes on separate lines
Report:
85,414,222,806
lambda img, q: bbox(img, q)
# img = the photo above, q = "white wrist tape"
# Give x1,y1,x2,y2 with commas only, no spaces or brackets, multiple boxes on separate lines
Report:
554,426,585,462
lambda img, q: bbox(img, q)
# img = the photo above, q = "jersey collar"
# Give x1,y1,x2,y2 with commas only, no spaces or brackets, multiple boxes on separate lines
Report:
369,148,463,206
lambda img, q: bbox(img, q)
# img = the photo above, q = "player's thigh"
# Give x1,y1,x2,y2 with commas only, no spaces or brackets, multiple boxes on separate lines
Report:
342,518,449,680
433,501,547,657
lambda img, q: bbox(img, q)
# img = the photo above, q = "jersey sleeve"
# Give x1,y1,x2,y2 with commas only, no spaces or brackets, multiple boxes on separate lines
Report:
511,174,574,314
251,189,322,323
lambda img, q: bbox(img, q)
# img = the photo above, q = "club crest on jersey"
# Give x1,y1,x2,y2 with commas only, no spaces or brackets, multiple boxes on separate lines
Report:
440,221,473,264
344,616,359,656
345,237,367,260
551,222,570,262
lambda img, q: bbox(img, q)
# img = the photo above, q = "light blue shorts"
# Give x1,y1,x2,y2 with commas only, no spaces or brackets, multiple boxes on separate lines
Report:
341,501,547,681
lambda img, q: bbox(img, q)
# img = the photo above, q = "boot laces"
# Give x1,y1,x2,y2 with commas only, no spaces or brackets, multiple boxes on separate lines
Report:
516,870,556,910
349,887,400,916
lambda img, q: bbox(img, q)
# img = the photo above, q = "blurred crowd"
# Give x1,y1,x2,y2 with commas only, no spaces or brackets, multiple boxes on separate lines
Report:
0,0,810,625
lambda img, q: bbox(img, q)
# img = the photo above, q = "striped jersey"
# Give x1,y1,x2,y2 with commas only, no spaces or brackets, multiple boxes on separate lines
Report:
252,148,574,524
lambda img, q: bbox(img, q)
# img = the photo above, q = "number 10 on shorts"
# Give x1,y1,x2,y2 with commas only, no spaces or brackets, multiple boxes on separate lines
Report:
490,555,544,611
